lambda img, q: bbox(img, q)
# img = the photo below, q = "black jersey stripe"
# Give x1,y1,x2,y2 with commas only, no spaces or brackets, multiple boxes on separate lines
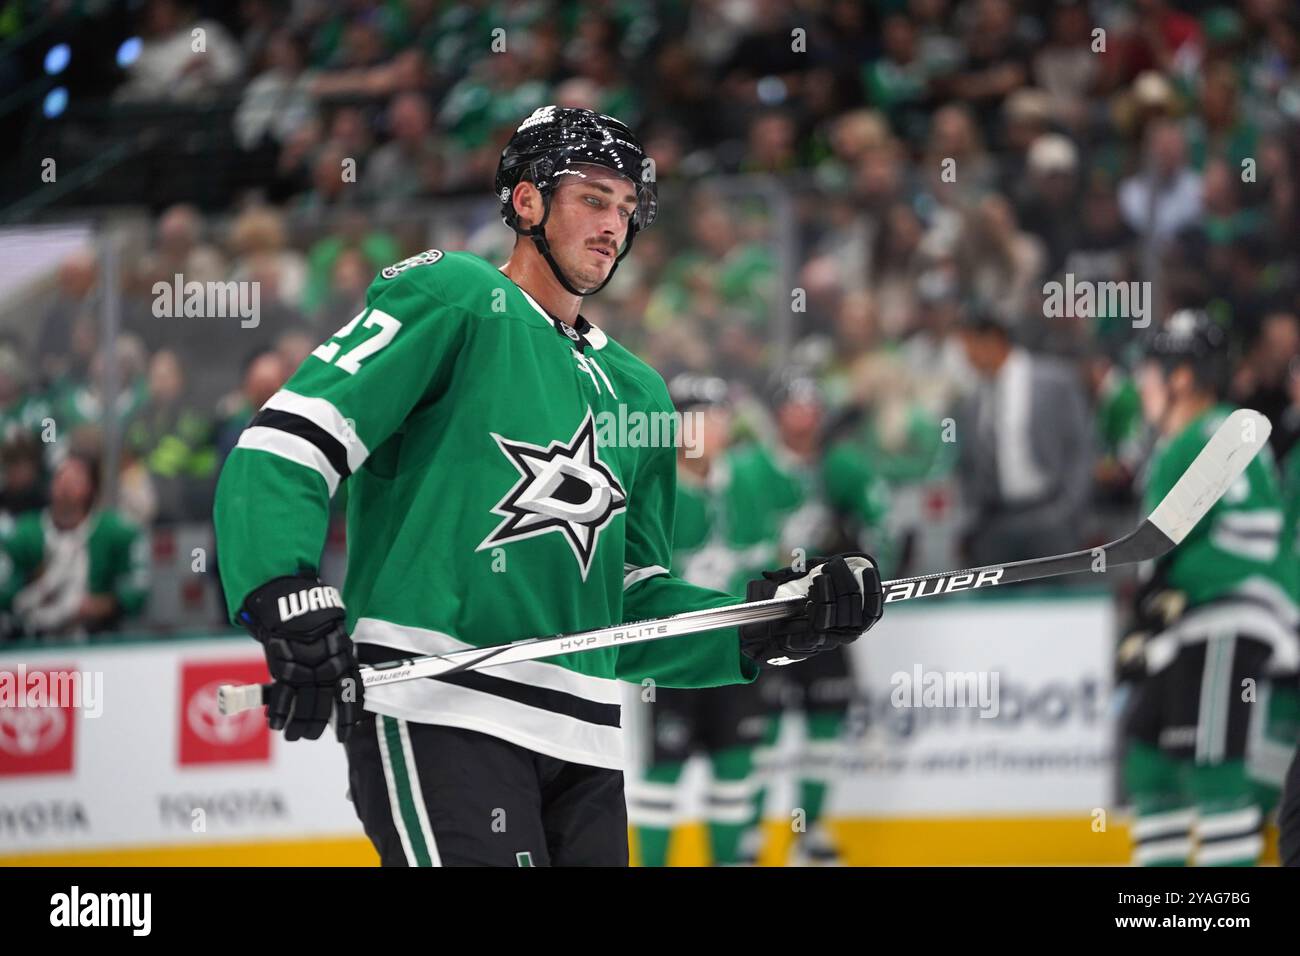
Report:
250,408,352,479
1198,827,1262,845
357,643,622,728
435,671,622,727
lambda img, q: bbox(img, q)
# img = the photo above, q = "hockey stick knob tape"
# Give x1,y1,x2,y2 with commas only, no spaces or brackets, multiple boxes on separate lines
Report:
217,681,271,716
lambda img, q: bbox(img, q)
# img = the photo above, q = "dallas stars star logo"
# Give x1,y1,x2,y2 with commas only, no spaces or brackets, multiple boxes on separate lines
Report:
476,410,627,579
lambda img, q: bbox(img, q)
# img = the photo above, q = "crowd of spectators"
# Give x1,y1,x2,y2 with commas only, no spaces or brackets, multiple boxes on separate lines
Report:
5,0,1300,638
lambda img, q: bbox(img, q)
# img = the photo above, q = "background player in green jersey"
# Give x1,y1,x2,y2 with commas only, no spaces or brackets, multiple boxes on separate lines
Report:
630,375,784,866
763,376,893,865
631,373,893,867
1121,310,1299,866
214,107,884,866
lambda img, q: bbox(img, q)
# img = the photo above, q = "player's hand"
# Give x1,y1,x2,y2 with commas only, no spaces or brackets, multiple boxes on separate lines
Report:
238,574,365,743
740,553,883,667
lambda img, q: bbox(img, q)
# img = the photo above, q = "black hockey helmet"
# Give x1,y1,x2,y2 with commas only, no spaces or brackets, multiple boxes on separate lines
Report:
495,105,657,296
1144,308,1230,395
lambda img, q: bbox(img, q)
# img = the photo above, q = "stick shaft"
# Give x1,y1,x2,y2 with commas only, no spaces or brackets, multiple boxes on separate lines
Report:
215,528,1158,715
217,409,1269,716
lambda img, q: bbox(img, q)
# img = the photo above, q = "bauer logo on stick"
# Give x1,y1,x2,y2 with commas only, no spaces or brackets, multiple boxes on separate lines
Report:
883,568,1006,603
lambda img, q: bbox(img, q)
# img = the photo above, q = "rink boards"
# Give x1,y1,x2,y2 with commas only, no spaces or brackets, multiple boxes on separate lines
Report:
0,595,1232,865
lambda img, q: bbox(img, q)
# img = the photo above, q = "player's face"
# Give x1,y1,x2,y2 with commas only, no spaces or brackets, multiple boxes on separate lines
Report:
778,400,821,445
696,406,732,462
547,166,637,292
1137,360,1170,428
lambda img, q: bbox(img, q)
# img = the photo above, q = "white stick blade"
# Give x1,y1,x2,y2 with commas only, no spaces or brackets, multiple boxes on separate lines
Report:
1147,408,1272,545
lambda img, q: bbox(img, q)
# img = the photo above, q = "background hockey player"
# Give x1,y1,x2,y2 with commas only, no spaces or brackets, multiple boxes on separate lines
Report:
630,373,893,866
764,375,893,865
629,375,784,867
1120,310,1299,866
213,106,884,866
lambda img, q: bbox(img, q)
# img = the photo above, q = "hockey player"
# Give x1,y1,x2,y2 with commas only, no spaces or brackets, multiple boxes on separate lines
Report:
213,106,884,866
1121,310,1299,866
765,376,893,865
631,375,892,866
629,375,787,866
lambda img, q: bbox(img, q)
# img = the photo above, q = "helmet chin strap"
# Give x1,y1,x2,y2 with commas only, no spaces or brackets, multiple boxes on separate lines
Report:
514,192,638,297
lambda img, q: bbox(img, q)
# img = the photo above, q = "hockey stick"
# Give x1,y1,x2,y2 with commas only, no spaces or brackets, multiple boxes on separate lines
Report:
217,408,1270,716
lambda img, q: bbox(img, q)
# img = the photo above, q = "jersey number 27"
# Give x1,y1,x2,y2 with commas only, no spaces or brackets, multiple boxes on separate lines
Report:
312,309,402,374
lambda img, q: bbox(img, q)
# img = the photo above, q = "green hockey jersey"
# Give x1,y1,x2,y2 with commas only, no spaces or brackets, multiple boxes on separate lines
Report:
669,436,891,605
671,447,791,596
746,440,893,575
213,250,758,769
1143,405,1298,669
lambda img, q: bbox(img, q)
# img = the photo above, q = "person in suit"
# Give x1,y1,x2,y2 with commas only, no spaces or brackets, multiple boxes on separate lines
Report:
955,310,1095,567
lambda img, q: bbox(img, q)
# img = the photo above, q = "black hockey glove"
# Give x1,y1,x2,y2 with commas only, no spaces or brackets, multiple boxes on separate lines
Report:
238,574,365,743
1116,570,1187,684
1115,631,1149,684
740,553,883,667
